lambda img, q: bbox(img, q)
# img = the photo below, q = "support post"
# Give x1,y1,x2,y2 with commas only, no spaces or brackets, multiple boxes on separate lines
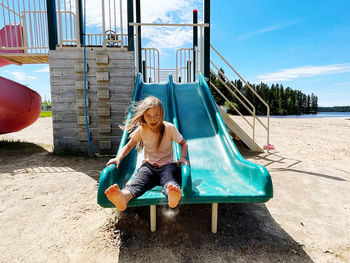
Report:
127,0,134,51
203,0,210,79
211,203,218,233
46,0,58,50
136,0,142,73
142,60,147,82
150,205,156,232
193,9,198,81
77,0,83,46
187,60,191,82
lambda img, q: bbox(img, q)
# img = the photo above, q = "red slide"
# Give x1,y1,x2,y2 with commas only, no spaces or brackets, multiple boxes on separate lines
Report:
0,76,41,134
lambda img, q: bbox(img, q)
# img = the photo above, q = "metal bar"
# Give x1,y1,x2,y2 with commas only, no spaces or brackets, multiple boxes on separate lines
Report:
136,0,141,72
119,0,124,48
63,0,67,43
193,9,198,81
200,26,203,72
211,203,218,234
204,0,210,79
150,205,156,232
129,22,209,27
101,0,106,48
127,0,134,51
0,2,20,16
6,0,12,47
46,0,57,50
209,82,253,128
135,25,139,72
76,0,82,46
12,0,19,48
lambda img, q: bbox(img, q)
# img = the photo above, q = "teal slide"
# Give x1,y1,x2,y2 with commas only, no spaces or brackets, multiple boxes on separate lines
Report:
97,73,273,207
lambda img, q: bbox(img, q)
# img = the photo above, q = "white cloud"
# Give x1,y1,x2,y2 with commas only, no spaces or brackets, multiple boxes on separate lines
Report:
4,71,36,81
34,66,49,73
257,63,350,82
238,20,300,40
84,0,202,49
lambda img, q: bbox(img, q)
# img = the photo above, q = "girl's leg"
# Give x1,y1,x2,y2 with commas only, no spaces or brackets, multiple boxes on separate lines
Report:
159,164,182,208
105,163,157,211
105,185,133,211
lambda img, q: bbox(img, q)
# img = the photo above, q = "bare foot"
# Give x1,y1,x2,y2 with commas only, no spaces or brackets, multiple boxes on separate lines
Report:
105,184,128,211
168,184,182,208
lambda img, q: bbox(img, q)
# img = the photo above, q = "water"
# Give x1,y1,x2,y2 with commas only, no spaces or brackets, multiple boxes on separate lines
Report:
270,112,350,119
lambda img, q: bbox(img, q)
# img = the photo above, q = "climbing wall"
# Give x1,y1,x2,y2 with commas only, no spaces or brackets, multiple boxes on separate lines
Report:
49,48,135,154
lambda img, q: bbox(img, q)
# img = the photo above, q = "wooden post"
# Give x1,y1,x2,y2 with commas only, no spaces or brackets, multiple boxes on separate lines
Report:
211,203,218,233
150,205,156,232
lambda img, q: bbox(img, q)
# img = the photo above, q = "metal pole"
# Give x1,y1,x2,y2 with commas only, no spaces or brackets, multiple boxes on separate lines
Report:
127,0,134,51
193,9,198,81
46,0,57,50
142,59,146,82
187,60,191,82
136,0,142,73
204,0,210,79
77,0,83,46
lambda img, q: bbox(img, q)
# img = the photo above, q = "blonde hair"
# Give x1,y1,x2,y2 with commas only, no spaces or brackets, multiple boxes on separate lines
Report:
121,96,165,151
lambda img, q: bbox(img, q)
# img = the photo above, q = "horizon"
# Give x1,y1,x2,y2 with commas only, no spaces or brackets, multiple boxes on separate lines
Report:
1,0,350,107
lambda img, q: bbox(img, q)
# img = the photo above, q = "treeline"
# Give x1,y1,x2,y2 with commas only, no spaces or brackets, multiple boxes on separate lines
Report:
210,71,318,115
318,106,350,112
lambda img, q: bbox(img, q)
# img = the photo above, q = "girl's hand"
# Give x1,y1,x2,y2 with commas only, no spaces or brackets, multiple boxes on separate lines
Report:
177,157,189,167
106,158,121,169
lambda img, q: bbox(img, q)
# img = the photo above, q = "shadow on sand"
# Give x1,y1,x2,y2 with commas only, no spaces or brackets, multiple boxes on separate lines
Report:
112,203,314,263
0,141,314,262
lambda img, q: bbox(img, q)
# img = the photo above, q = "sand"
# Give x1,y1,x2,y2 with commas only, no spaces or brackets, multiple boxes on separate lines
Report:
0,116,349,263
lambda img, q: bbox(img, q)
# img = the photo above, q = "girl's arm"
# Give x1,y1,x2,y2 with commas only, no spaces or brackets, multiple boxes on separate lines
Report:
178,139,189,166
106,139,138,169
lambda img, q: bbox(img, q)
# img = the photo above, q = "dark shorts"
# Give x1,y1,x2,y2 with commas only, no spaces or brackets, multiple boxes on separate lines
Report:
124,162,181,198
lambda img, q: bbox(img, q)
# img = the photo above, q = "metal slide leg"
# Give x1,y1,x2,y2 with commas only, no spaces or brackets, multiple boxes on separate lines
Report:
211,203,218,233
150,205,156,232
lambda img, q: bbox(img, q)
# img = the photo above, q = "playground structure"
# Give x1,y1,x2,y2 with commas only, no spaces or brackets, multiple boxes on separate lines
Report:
1,0,273,232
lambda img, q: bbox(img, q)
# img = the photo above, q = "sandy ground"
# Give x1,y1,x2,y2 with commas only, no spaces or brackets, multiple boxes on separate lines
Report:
0,116,349,263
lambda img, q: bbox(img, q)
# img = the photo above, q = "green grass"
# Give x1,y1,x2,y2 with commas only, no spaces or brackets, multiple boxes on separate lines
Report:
40,111,52,117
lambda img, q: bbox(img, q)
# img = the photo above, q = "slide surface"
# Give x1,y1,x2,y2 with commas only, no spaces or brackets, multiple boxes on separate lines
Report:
0,77,41,134
97,74,272,207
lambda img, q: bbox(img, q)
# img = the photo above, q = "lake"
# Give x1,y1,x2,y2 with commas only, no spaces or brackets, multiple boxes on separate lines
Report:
270,112,350,119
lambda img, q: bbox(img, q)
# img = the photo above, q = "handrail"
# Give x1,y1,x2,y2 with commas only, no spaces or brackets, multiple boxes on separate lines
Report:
176,48,192,82
210,70,254,130
209,82,253,129
210,44,270,151
142,48,160,83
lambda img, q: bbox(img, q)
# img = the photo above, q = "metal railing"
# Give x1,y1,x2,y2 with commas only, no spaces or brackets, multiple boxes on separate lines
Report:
210,44,270,151
130,22,209,74
101,0,124,48
176,48,192,82
142,48,160,83
0,0,48,54
1,0,127,56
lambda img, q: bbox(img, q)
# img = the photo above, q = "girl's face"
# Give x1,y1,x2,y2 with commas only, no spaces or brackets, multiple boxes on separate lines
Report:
144,106,162,131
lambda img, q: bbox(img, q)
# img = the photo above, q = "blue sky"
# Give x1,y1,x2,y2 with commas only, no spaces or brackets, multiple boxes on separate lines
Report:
1,0,350,107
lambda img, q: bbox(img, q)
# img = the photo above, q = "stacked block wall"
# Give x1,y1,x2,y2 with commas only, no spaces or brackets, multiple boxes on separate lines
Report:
49,48,135,154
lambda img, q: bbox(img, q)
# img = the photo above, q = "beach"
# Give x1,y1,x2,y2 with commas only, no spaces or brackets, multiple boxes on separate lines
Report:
0,116,349,263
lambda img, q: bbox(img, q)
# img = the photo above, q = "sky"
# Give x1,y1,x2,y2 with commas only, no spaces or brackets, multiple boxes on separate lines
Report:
1,0,350,107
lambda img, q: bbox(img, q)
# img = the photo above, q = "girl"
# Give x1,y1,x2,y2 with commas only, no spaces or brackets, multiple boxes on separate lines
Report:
105,96,189,211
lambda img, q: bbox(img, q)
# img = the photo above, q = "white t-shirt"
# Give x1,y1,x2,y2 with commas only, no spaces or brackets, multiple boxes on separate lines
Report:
130,121,183,166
